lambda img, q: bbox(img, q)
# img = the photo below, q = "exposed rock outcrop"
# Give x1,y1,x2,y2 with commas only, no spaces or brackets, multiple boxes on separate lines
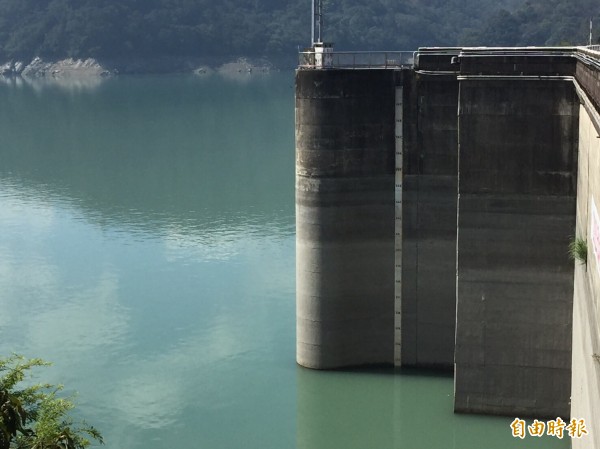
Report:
216,57,272,75
0,57,112,79
20,57,112,78
0,55,281,80
0,60,25,76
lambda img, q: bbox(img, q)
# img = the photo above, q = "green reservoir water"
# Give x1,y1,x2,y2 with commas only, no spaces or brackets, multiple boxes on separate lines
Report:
0,74,568,449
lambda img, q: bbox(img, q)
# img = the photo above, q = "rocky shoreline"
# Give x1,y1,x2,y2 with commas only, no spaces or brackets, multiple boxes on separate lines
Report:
0,56,278,81
1,57,112,78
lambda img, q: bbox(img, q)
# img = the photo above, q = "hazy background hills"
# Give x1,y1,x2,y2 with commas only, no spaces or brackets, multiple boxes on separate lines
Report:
0,0,599,68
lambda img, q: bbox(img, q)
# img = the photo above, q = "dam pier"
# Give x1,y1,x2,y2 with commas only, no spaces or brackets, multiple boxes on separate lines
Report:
295,46,600,447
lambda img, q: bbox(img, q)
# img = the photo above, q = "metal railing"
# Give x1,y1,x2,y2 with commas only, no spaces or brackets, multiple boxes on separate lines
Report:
578,45,600,60
458,46,577,58
297,47,600,69
584,45,600,53
575,46,600,71
298,51,415,69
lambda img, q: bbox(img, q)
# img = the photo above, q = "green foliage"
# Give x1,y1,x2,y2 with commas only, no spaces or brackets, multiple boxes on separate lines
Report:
569,237,588,264
461,0,600,47
0,0,598,63
0,355,103,449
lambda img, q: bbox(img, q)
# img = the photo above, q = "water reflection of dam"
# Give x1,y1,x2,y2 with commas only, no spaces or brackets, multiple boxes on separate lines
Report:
295,47,600,446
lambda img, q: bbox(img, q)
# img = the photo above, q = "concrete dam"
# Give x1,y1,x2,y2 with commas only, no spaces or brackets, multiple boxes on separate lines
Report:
295,46,600,446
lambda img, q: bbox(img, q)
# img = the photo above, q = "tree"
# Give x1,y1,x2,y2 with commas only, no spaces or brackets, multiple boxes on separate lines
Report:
0,355,103,449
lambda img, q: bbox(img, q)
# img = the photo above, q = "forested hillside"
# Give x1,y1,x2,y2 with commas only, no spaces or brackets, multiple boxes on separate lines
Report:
0,0,598,66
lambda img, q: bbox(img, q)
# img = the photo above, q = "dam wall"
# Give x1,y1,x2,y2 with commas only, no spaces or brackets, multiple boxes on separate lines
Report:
455,77,578,418
295,69,397,368
401,70,458,368
295,65,461,370
571,96,600,449
296,47,600,423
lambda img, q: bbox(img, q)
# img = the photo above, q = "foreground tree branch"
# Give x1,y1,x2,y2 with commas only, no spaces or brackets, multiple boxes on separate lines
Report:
0,355,103,449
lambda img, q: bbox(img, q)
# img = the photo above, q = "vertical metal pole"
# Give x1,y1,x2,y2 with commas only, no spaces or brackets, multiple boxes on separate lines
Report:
311,0,315,46
590,18,593,46
317,0,322,43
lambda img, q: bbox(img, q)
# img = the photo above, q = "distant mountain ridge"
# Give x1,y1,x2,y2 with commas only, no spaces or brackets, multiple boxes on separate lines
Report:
0,0,597,71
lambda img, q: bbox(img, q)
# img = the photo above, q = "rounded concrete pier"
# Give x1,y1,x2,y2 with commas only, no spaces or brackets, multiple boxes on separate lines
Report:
295,69,397,369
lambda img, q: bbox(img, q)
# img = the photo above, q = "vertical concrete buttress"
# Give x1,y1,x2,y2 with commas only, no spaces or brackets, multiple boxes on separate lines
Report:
295,69,397,369
455,78,578,418
401,72,459,368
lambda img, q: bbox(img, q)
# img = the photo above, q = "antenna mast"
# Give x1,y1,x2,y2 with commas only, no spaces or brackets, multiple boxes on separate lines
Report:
308,0,333,68
311,0,323,46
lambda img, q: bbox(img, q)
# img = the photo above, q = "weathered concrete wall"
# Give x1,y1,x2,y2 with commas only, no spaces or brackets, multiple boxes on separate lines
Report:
295,69,397,369
295,47,600,427
401,71,458,368
575,55,600,112
570,103,600,449
459,52,575,77
455,78,578,418
296,67,460,370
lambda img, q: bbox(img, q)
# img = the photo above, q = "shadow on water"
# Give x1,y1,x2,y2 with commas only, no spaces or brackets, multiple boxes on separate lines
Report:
339,364,454,377
0,73,296,240
296,364,569,449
